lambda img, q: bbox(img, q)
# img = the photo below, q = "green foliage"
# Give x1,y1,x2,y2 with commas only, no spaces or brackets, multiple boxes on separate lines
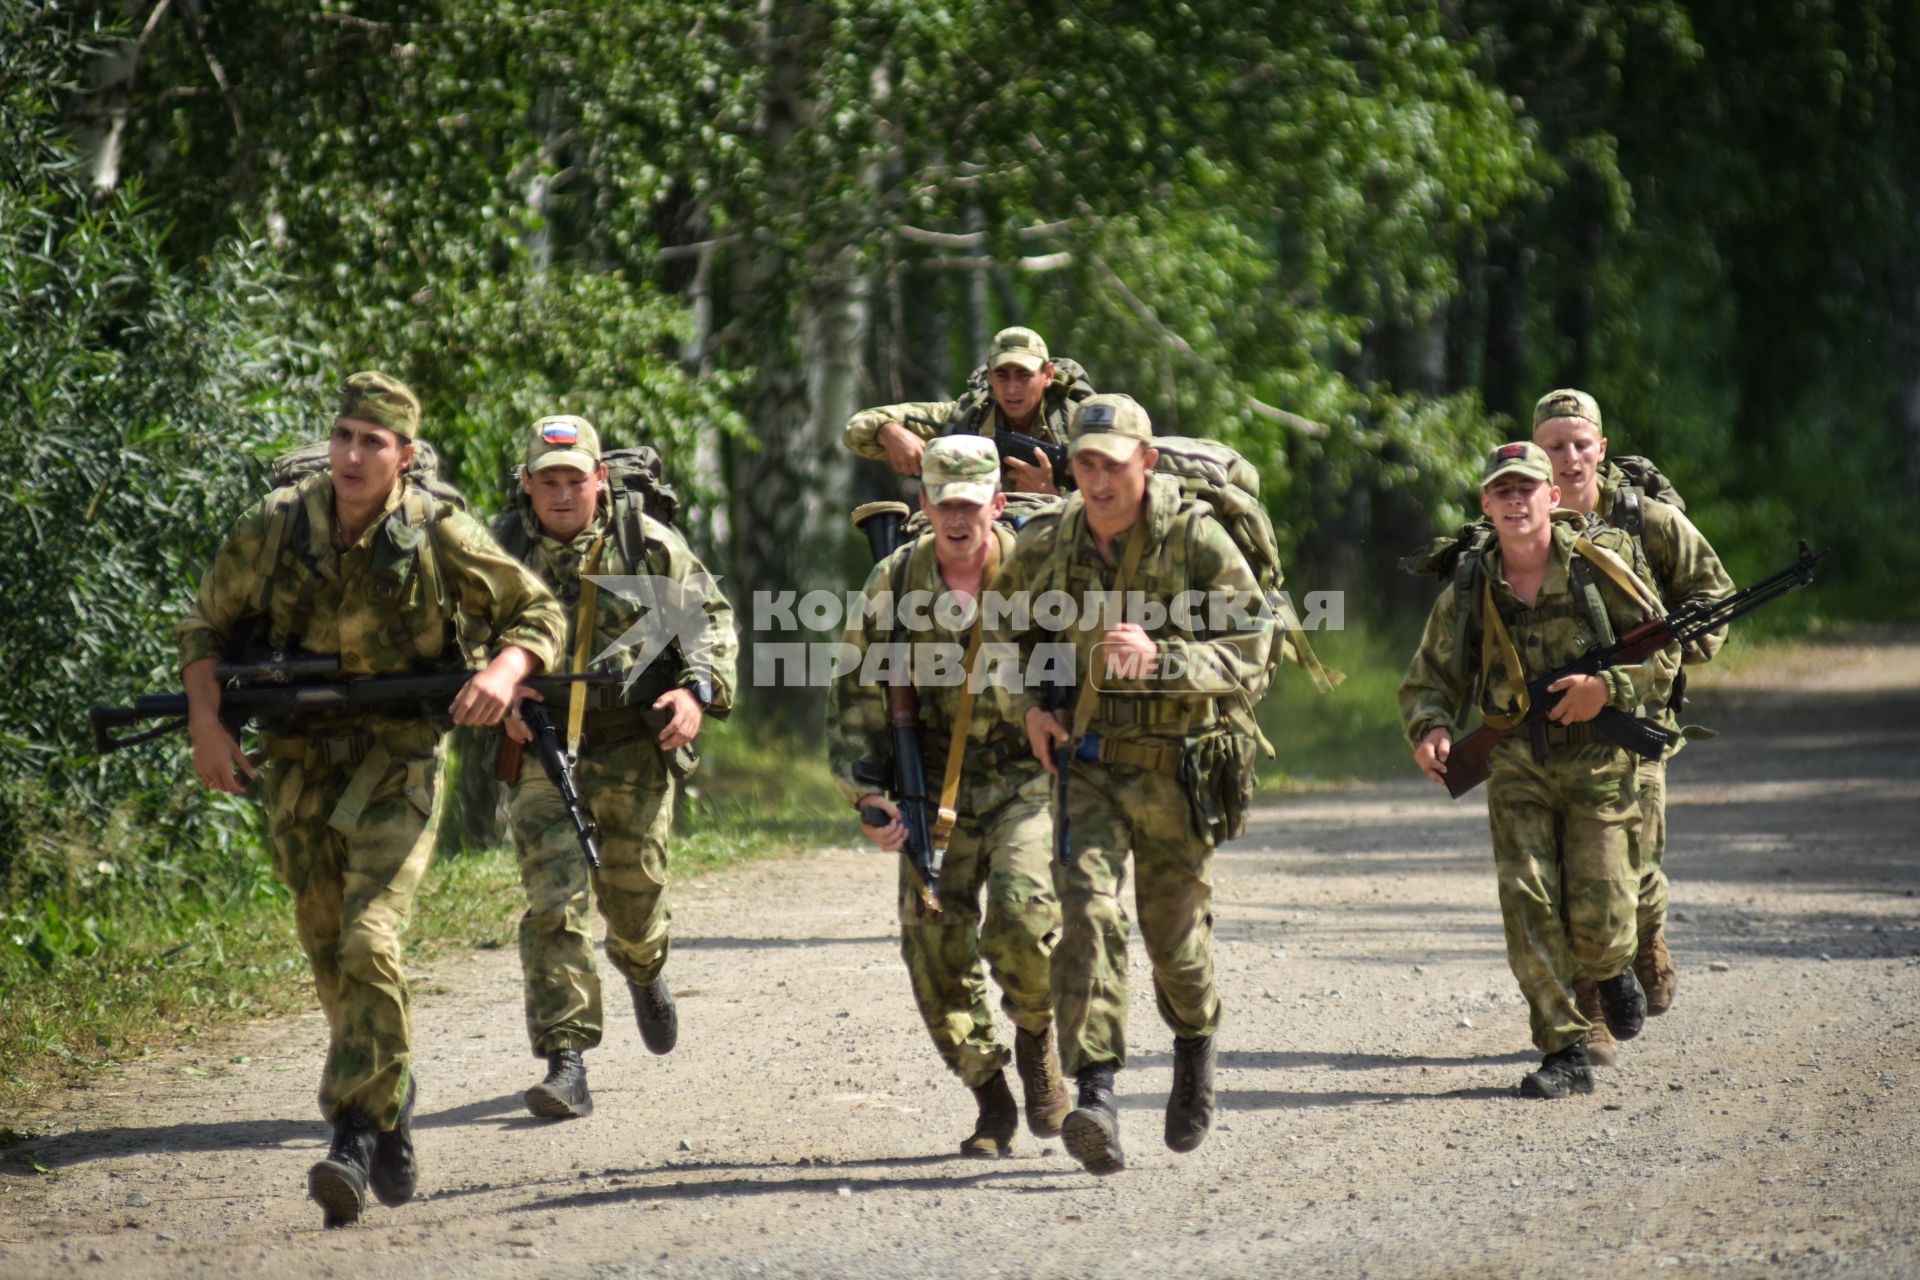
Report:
0,3,316,903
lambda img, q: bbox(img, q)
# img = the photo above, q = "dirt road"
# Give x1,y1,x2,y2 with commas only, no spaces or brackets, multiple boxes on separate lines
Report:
4,640,1917,1278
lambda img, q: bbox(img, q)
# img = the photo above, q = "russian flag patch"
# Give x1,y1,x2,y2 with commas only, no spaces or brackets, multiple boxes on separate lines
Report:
541,420,579,446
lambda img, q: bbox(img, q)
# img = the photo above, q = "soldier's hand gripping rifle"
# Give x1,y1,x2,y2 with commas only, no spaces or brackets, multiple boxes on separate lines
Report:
847,500,942,916
902,412,1068,487
1439,542,1829,798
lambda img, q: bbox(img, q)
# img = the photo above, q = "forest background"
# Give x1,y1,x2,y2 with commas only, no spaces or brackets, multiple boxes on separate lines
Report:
3,0,1916,1107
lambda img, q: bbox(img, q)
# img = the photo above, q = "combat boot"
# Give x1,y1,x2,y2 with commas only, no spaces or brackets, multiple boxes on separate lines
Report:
1060,1065,1126,1176
631,977,679,1054
1519,1043,1595,1100
1635,922,1678,1016
370,1074,418,1206
959,1069,1019,1158
1572,978,1618,1067
308,1109,376,1227
524,1049,593,1119
1165,1032,1217,1153
1596,968,1647,1041
1014,1024,1069,1138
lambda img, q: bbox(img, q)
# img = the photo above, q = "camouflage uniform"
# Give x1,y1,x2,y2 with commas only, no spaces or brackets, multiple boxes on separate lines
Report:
1399,508,1679,1054
498,486,736,1058
1591,458,1732,937
843,329,1090,486
995,471,1273,1075
177,469,565,1130
825,524,1060,1088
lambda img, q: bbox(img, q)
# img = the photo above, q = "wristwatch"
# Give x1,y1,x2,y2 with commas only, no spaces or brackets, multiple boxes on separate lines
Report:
683,678,714,708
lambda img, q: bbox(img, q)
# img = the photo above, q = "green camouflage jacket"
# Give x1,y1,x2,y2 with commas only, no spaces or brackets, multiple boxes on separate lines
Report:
842,367,1081,465
176,472,566,738
499,500,738,719
991,473,1274,741
1399,511,1679,748
825,524,1039,815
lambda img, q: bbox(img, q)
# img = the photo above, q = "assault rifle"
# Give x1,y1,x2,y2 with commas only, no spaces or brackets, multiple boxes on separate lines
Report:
1042,667,1075,868
901,412,1068,484
511,699,602,870
88,657,613,870
847,500,942,916
1438,542,1828,799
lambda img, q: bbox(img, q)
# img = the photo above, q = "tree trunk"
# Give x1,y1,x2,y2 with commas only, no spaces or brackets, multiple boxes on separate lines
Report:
1482,218,1529,426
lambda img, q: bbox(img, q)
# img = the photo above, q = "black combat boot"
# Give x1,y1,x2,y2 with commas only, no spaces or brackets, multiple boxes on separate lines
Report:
370,1075,418,1206
959,1069,1019,1158
631,977,679,1054
308,1109,376,1227
524,1049,593,1119
1595,968,1647,1042
1519,1043,1596,1099
1014,1025,1070,1138
1165,1033,1217,1154
1060,1065,1126,1176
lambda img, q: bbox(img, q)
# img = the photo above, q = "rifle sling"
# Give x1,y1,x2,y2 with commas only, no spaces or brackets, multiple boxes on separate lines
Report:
566,533,610,758
932,535,1001,849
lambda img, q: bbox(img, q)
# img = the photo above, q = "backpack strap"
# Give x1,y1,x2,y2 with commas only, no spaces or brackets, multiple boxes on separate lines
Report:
1614,486,1644,539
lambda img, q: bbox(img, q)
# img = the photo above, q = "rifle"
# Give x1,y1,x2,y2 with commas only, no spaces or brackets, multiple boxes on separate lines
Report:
1042,666,1075,868
1438,542,1828,798
512,698,602,871
88,657,621,755
901,412,1068,485
847,500,942,915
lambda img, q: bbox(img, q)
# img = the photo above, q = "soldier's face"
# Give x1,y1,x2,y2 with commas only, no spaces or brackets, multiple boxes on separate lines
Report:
920,492,1006,569
526,463,607,541
329,417,414,511
1480,475,1560,540
1533,418,1607,504
1071,445,1159,531
989,361,1052,425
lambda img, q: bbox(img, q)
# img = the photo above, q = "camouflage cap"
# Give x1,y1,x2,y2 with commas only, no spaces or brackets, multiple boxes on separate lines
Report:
337,371,422,439
988,326,1049,372
1481,440,1555,488
1068,393,1152,461
1532,387,1603,431
921,435,1001,505
525,414,602,474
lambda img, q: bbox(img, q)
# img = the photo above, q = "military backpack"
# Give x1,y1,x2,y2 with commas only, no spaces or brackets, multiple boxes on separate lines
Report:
1606,454,1685,538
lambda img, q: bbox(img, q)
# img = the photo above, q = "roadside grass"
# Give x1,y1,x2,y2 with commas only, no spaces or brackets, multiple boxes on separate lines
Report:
1257,618,1424,787
0,716,846,1129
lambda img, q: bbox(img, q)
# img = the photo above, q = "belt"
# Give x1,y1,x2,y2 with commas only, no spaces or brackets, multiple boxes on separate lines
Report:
1075,733,1183,776
1093,694,1218,734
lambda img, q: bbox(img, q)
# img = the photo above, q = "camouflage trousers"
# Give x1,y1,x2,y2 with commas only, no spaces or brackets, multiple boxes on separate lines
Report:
1487,739,1641,1053
262,735,440,1131
898,770,1060,1089
507,735,674,1055
1634,757,1669,935
1052,756,1220,1076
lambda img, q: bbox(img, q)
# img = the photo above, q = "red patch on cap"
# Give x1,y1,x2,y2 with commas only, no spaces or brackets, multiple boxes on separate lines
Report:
1496,443,1528,460
541,421,579,446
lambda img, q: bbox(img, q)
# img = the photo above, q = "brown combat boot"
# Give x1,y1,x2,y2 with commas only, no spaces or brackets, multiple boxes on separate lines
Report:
1635,922,1678,1016
1573,977,1619,1067
1014,1025,1070,1138
960,1070,1018,1158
